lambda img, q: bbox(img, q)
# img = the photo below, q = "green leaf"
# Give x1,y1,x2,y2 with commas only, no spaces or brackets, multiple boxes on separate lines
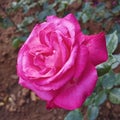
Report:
0,17,13,28
75,12,82,20
109,88,120,104
87,105,99,120
12,36,27,48
82,29,90,34
104,11,112,19
96,3,105,12
83,2,92,10
84,93,96,106
97,63,111,76
64,109,83,120
112,5,120,15
36,7,56,22
82,13,89,23
110,23,120,43
112,54,120,69
12,38,21,48
114,73,120,86
36,11,48,21
95,91,107,106
57,2,67,12
119,0,120,4
102,71,115,89
106,31,118,54
67,0,76,5
97,51,120,77
22,16,35,26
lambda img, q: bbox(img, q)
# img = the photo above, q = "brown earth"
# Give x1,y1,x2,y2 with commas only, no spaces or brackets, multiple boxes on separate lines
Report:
0,0,120,120
0,26,68,120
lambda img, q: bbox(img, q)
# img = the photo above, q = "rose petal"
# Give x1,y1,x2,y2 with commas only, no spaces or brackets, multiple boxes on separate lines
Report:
34,67,74,90
19,77,55,101
48,62,97,110
46,15,61,25
79,32,108,65
47,14,80,45
64,13,81,34
33,45,78,90
74,45,89,78
47,13,81,35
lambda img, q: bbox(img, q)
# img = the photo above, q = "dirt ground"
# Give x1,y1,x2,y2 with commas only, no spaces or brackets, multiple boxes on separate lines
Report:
0,0,120,120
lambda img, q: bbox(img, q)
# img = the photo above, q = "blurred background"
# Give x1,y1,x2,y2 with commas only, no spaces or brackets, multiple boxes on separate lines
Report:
0,0,120,120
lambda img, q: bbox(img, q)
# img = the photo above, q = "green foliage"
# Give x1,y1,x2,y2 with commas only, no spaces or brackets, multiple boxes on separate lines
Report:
76,2,112,23
82,69,120,119
17,16,35,32
36,2,56,22
114,73,120,86
64,109,83,120
106,31,118,55
11,0,37,13
110,23,120,42
87,105,99,120
0,16,13,28
112,54,120,69
112,5,120,15
76,2,93,23
7,0,76,47
12,36,27,48
84,93,95,106
97,63,111,76
101,71,120,89
109,88,120,104
83,30,120,119
101,71,115,90
1,0,119,47
94,91,107,106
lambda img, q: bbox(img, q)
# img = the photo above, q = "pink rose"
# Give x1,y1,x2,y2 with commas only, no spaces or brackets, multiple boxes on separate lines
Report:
17,14,108,110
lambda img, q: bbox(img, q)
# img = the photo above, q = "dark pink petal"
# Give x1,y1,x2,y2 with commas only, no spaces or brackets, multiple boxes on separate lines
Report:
47,14,81,36
64,13,81,34
49,62,97,110
48,17,76,45
34,67,74,90
47,14,80,45
50,31,70,65
25,23,55,49
74,45,89,79
46,15,61,25
19,77,55,101
17,47,41,79
79,32,108,66
33,45,78,90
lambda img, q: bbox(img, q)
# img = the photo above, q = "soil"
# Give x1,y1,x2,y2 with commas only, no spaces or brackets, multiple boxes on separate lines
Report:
0,0,120,120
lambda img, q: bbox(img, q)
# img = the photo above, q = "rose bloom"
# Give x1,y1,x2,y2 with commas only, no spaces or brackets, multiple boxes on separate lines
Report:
17,14,108,110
